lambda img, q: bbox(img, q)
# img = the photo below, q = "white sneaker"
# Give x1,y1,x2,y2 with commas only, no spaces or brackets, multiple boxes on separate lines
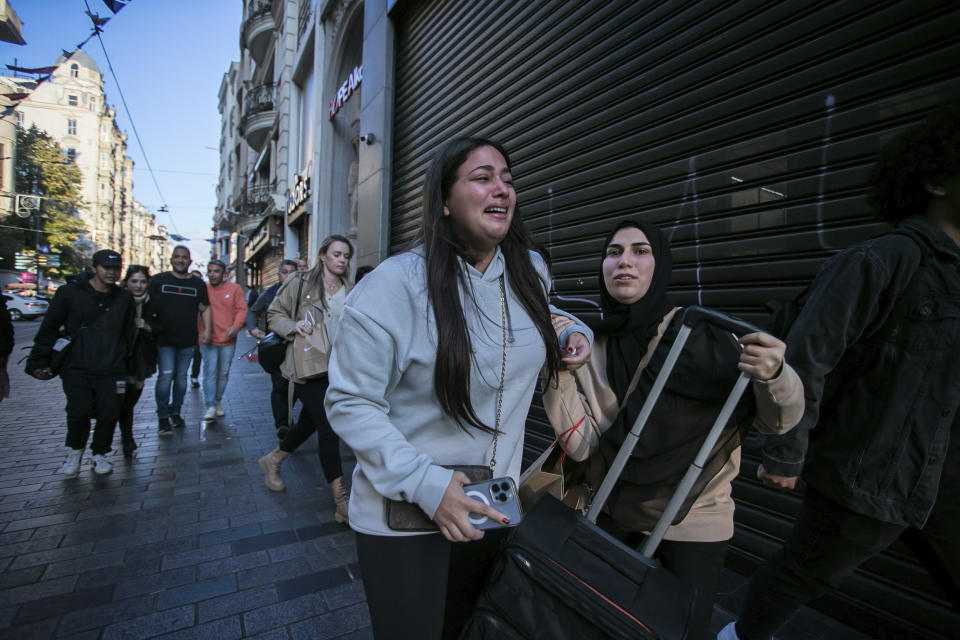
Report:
203,406,217,420
717,622,741,640
215,402,225,417
91,454,113,475
60,448,83,477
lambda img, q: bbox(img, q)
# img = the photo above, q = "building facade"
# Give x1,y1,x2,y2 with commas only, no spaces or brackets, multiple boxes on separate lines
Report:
12,49,165,269
216,0,370,291
214,1,960,637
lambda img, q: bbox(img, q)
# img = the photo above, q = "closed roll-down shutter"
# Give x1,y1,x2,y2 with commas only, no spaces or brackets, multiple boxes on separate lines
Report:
390,1,960,636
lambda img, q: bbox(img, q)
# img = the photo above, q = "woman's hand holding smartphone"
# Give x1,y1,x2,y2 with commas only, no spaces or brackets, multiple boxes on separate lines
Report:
463,477,524,531
434,472,519,542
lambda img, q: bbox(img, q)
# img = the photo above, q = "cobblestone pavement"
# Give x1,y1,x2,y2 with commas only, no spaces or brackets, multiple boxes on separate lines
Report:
0,321,371,639
0,320,877,640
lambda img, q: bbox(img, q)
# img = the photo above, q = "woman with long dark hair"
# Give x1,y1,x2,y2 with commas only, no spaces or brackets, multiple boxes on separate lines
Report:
258,235,353,522
542,219,805,640
323,137,591,638
119,265,157,456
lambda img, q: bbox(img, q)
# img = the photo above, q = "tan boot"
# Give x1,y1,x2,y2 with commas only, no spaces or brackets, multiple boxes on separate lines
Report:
258,448,289,492
330,476,349,523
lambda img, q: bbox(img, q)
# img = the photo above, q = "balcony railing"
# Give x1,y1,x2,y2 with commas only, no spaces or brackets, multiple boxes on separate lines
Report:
246,0,273,20
241,0,275,64
243,82,274,122
242,184,272,216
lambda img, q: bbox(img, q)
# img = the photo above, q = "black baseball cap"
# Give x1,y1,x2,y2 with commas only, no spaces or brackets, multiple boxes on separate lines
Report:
92,250,122,267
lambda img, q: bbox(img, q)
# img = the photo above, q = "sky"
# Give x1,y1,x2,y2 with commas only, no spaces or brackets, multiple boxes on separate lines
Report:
0,0,241,271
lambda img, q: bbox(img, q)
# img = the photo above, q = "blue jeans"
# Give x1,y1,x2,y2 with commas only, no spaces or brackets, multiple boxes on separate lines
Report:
200,343,236,408
155,345,194,419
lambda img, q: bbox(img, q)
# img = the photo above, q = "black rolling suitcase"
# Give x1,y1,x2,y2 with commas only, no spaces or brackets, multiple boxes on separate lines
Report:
461,307,763,640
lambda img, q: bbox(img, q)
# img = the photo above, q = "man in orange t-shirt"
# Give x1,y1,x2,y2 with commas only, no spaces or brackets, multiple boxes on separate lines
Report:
197,259,247,420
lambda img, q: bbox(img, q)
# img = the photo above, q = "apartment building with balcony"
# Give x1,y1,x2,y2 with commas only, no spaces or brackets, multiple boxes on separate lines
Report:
12,49,165,269
216,0,370,291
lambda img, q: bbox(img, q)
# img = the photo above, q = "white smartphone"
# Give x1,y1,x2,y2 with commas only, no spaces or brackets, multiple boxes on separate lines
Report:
463,477,524,530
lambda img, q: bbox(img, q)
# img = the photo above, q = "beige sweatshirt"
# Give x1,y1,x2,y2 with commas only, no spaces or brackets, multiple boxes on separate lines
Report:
542,308,804,542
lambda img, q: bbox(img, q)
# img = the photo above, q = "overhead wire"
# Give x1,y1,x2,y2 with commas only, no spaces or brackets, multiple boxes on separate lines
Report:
81,0,181,235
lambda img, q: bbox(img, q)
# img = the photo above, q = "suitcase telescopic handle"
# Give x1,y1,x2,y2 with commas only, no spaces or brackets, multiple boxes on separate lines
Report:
586,306,761,557
680,305,764,337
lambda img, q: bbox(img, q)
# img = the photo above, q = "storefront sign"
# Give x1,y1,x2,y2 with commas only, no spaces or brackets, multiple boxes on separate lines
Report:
287,174,311,215
329,65,362,120
247,225,268,253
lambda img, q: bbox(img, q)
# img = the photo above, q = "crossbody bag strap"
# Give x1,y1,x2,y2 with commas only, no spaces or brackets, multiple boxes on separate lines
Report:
287,275,306,421
293,275,305,320
617,308,678,413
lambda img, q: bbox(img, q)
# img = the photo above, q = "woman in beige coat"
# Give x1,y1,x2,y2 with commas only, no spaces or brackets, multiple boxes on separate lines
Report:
543,219,804,640
258,235,354,522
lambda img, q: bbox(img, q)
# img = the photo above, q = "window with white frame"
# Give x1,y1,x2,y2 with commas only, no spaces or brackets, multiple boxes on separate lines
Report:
67,119,77,135
68,94,78,106
70,63,79,78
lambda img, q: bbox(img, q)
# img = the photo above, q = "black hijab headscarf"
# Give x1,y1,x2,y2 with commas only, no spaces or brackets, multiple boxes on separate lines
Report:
591,219,675,402
586,219,747,533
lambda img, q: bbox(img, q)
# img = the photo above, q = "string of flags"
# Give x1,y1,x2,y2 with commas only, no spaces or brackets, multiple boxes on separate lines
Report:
2,1,135,107
2,0,181,239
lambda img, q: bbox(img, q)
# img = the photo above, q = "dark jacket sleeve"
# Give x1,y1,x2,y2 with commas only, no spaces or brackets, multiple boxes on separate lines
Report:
26,286,71,371
761,238,919,476
0,296,12,353
246,288,273,331
145,279,163,335
0,296,12,363
121,292,137,370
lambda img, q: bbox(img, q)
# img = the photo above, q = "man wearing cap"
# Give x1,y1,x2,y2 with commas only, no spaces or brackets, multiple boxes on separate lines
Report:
197,259,246,420
27,249,135,477
148,246,210,435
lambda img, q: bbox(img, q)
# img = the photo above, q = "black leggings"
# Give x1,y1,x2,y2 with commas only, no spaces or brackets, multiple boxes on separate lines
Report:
356,530,508,639
269,370,289,428
190,345,202,378
278,375,342,483
118,384,144,442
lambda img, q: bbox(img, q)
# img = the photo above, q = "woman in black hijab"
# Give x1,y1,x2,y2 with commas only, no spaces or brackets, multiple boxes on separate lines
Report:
543,219,804,640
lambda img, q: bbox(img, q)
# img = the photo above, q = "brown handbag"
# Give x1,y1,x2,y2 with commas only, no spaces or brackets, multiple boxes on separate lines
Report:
385,276,508,532
386,465,493,531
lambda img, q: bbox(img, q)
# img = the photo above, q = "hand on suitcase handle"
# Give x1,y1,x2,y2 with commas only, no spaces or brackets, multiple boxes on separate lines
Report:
737,332,785,381
680,306,764,337
434,471,509,543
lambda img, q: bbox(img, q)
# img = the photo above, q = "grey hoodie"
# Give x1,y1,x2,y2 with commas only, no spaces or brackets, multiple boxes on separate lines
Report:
325,247,590,536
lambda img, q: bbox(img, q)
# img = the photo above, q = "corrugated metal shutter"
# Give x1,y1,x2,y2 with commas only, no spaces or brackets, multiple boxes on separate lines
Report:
390,1,960,636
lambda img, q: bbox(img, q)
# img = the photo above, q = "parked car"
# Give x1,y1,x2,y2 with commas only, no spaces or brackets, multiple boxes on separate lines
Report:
2,293,48,320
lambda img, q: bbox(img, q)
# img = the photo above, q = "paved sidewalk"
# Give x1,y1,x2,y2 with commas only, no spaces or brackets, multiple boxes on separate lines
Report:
1,320,879,640
0,322,370,639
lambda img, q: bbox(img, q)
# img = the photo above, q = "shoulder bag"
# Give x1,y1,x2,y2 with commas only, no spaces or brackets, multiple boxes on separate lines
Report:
257,277,303,374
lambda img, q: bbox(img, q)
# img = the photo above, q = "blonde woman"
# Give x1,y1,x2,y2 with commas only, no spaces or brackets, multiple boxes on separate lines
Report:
258,235,354,522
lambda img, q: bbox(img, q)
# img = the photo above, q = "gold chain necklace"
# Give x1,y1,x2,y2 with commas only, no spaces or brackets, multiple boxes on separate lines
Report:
488,274,507,475
323,277,340,293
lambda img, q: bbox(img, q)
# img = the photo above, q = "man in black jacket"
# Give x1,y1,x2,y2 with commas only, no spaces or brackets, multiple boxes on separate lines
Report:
246,259,298,437
721,107,960,639
28,249,135,477
0,293,11,403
